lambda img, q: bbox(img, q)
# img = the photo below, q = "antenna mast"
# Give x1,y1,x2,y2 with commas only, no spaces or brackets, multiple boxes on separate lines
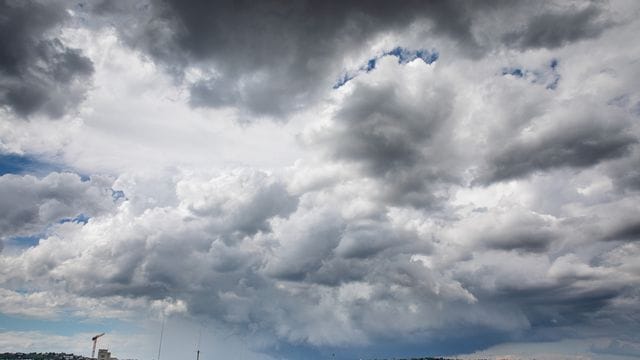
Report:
157,317,165,360
196,327,202,360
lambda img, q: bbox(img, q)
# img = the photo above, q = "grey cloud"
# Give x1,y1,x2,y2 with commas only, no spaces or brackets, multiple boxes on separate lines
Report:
89,0,493,119
591,339,640,358
330,84,446,175
445,201,640,338
263,209,344,281
27,170,298,298
607,150,640,192
503,5,612,50
265,205,430,284
453,254,630,339
85,1,619,121
445,208,559,259
614,167,640,192
514,286,623,332
178,171,299,241
482,227,555,254
0,0,94,118
477,114,636,184
334,221,414,259
603,221,640,242
6,171,479,347
5,169,640,354
318,78,458,207
303,257,370,287
0,172,118,239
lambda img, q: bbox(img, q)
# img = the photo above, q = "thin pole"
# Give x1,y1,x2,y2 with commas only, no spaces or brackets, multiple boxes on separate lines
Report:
157,317,165,360
196,327,202,360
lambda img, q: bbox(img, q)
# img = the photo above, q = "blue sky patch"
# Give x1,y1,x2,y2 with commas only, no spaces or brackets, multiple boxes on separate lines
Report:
365,58,376,72
385,46,439,65
3,214,91,251
111,189,126,201
501,59,561,90
0,312,135,336
0,153,62,176
502,68,524,77
333,73,357,89
333,47,438,89
59,214,91,225
5,234,43,248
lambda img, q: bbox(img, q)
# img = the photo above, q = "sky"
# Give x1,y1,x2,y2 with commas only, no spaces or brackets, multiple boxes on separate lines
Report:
1,0,640,359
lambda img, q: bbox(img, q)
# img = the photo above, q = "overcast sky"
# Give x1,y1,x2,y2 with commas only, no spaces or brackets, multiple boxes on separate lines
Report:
1,1,640,359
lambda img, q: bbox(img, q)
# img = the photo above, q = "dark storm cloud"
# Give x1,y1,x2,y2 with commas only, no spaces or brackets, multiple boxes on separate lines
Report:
318,78,457,207
82,1,621,123
477,115,637,184
505,285,622,332
503,4,611,50
91,0,498,119
603,220,640,242
482,228,555,253
453,255,630,340
591,339,640,357
332,84,443,174
0,0,94,118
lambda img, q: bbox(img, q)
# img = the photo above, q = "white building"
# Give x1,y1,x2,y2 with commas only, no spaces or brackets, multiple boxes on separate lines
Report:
97,349,111,360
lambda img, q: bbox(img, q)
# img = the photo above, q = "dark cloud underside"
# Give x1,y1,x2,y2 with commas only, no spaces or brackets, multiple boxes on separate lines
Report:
478,115,636,184
93,0,501,119
503,5,611,49
0,0,94,119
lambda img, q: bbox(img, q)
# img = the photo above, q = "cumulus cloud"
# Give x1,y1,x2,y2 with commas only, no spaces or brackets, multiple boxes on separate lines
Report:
2,1,640,359
5,165,638,356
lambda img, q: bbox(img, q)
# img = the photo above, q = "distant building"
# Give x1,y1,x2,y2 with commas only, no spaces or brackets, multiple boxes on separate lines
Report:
97,349,110,360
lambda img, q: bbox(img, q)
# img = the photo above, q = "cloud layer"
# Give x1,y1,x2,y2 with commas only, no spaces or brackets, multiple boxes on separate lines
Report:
1,1,640,359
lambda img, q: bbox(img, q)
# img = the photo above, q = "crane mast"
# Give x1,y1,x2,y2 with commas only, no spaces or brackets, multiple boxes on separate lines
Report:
91,333,105,359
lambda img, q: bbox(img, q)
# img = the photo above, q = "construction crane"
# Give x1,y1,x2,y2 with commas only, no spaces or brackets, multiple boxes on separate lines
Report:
91,333,105,359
